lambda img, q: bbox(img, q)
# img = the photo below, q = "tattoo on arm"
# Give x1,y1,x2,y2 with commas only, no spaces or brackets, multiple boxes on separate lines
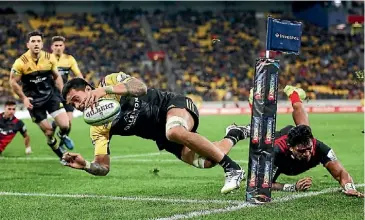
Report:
123,78,147,96
84,162,109,176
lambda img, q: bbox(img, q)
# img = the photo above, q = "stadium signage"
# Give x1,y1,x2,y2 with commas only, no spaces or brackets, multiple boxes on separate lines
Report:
275,33,299,41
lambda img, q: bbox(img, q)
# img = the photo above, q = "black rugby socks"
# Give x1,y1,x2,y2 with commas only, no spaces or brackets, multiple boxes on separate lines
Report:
47,137,64,158
219,155,241,172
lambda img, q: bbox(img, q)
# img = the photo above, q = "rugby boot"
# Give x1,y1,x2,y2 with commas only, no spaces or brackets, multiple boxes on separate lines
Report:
57,132,74,150
283,85,307,101
225,124,250,145
221,167,245,194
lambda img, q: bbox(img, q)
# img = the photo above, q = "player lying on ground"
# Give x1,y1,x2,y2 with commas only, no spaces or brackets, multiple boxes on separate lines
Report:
0,100,31,155
51,35,84,150
248,86,364,197
61,72,250,194
9,30,74,163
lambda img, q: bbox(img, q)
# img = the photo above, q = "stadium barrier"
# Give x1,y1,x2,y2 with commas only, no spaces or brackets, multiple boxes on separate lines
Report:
199,106,364,115
0,100,363,119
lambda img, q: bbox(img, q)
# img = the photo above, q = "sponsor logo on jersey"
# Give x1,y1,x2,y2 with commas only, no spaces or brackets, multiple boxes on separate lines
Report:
30,76,47,84
57,68,70,76
124,97,140,131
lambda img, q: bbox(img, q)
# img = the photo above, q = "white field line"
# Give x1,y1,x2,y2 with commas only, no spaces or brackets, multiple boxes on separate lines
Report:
0,152,168,161
0,191,243,205
0,154,248,164
154,184,365,220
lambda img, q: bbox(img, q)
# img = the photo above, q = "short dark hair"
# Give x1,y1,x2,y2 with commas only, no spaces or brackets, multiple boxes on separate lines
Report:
27,30,44,41
287,125,314,147
62,78,94,100
5,100,16,106
52,35,66,43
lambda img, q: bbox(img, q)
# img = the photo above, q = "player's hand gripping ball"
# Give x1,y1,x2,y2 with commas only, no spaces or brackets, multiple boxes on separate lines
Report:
83,98,121,126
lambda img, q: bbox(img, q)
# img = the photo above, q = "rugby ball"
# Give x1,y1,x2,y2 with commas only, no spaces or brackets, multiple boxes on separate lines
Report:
83,98,121,126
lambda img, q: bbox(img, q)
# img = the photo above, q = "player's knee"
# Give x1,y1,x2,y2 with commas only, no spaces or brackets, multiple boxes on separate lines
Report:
44,128,54,137
166,127,187,143
56,117,70,130
58,123,70,130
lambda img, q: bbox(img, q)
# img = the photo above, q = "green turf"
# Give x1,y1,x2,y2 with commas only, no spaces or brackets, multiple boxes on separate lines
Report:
0,114,363,219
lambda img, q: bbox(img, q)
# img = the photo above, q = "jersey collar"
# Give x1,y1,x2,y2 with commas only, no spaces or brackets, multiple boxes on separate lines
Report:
25,50,43,61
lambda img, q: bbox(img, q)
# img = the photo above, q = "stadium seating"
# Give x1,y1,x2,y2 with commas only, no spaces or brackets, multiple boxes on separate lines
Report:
0,8,363,104
0,13,28,103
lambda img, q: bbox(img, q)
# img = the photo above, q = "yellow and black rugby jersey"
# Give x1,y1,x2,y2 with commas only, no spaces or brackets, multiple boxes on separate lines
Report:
89,72,192,156
11,50,58,106
90,72,133,156
55,53,82,83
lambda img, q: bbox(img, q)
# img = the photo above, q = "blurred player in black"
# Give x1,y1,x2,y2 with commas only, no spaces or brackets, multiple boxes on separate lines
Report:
9,30,74,163
248,86,363,198
0,100,31,156
61,72,250,194
51,35,83,149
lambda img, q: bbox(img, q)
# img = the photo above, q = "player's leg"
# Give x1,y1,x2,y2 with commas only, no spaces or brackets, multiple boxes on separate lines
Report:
65,103,74,136
164,97,245,193
283,85,309,126
51,102,74,147
63,102,74,123
249,86,309,126
30,108,65,159
47,96,74,150
177,125,250,169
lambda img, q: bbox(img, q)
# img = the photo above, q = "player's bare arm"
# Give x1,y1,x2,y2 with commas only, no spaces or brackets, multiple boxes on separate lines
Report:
9,71,33,109
62,153,110,176
102,76,147,97
272,177,312,192
325,160,364,197
22,131,31,151
84,76,147,108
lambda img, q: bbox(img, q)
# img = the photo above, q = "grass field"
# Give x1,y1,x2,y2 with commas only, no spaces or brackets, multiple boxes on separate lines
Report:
0,113,363,220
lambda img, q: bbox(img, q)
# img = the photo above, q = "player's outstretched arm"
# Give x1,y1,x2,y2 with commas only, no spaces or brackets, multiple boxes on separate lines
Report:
272,177,312,192
325,160,364,198
104,77,147,97
83,74,148,108
62,153,110,176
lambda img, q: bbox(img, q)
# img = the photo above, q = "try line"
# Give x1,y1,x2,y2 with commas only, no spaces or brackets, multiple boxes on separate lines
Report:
154,183,365,220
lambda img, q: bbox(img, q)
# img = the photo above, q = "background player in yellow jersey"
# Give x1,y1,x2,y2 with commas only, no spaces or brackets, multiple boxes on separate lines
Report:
51,35,83,150
62,72,250,194
9,30,74,162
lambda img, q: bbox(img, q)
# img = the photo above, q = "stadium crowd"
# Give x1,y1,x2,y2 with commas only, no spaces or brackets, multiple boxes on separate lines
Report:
0,8,363,103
